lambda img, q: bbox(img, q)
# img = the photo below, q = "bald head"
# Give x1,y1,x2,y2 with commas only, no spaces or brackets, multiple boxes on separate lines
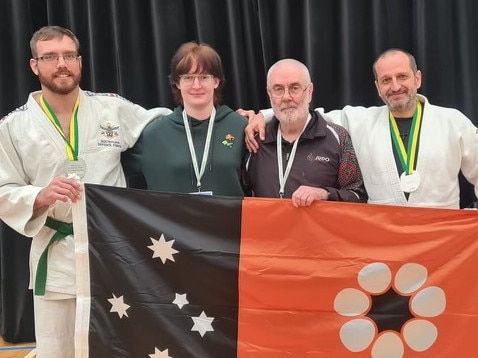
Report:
267,59,311,87
373,49,417,80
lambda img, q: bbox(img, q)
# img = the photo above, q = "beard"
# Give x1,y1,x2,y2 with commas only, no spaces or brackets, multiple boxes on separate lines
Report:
383,88,417,114
275,105,309,131
38,69,81,95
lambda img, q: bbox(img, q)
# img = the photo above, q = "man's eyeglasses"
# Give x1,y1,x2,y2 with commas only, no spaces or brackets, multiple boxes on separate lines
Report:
269,83,310,99
34,54,80,63
179,74,214,86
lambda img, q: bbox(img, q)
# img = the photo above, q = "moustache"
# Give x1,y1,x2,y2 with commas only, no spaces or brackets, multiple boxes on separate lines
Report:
386,89,407,96
54,71,73,77
280,106,297,111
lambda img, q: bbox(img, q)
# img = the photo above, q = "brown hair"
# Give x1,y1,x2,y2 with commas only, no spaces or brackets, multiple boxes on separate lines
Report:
169,42,225,106
30,25,80,58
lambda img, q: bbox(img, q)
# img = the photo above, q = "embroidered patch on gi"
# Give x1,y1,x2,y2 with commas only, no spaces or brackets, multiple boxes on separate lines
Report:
98,121,121,148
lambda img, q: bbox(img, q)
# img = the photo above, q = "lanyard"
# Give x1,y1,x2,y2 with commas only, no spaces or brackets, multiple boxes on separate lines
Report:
182,107,216,191
277,115,311,198
389,101,422,175
40,95,80,161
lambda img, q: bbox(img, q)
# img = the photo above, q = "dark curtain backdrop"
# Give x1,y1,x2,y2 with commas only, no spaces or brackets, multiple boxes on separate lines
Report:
1,0,478,119
0,0,477,343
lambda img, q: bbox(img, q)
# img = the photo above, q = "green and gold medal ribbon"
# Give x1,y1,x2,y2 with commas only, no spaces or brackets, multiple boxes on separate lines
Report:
389,101,423,175
40,95,80,160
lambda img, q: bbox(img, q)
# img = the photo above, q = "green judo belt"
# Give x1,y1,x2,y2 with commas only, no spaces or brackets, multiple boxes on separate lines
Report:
35,217,73,296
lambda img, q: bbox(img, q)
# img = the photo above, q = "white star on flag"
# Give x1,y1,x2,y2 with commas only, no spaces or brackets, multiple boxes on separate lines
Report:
148,234,179,263
108,294,130,318
191,311,215,337
173,293,189,309
149,347,172,358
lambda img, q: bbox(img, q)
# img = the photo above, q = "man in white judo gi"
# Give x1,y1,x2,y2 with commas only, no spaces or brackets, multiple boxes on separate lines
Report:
0,26,171,357
245,49,478,209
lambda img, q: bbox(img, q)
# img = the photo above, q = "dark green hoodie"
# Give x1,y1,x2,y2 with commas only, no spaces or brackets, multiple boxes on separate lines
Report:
123,105,247,196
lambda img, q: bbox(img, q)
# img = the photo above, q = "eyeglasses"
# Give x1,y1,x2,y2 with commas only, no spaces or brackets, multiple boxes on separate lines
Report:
179,74,214,86
269,83,310,99
34,53,80,63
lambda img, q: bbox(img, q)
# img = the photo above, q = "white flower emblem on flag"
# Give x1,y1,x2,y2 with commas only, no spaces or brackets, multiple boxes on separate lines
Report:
334,262,446,357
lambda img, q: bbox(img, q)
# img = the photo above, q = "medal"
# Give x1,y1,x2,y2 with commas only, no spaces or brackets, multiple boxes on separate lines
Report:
400,171,421,193
64,158,87,178
40,95,84,178
390,101,423,194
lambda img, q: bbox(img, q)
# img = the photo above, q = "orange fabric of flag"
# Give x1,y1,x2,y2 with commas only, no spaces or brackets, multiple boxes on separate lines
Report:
238,198,478,357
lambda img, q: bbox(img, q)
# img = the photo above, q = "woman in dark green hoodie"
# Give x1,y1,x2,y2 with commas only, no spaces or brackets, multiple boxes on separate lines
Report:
123,42,248,196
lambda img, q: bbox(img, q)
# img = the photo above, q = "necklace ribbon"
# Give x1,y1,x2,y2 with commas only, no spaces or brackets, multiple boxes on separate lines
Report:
277,115,311,198
389,101,422,175
40,95,80,161
182,107,216,191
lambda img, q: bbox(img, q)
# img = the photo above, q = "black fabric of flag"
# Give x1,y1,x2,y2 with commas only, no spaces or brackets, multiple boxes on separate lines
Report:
85,184,241,357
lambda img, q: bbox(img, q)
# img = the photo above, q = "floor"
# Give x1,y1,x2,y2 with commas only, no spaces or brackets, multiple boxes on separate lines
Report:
0,337,35,358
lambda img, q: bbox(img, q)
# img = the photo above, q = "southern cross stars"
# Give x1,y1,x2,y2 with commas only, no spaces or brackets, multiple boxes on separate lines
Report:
108,294,130,318
173,293,189,309
149,347,172,358
191,311,215,337
148,234,178,263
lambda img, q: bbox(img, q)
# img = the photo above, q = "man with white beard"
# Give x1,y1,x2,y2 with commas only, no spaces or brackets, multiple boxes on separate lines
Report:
243,58,367,207
246,50,478,209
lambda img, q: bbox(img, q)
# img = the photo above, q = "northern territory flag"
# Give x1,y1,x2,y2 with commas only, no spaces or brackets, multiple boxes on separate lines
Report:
72,184,478,358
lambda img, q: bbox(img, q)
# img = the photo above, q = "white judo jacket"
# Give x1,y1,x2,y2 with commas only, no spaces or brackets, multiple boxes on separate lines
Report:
0,89,171,295
322,94,478,208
